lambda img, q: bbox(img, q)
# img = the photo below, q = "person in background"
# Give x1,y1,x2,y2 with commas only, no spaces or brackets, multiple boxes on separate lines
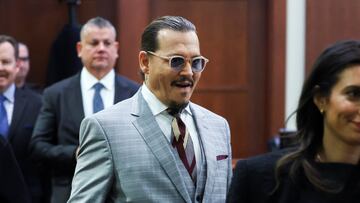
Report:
15,42,29,88
0,35,47,202
68,16,232,202
30,17,139,203
227,40,360,203
15,42,42,92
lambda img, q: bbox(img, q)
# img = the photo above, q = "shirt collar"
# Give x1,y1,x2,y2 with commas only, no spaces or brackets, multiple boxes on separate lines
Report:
2,83,15,103
81,67,115,91
141,83,192,116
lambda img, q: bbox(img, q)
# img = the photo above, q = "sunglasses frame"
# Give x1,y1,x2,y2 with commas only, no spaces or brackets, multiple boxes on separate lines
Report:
146,51,209,72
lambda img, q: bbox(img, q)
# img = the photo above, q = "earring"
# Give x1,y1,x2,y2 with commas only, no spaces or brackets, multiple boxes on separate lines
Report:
320,108,324,114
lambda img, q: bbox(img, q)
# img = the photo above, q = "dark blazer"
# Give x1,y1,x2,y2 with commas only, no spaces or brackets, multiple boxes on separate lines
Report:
30,72,139,201
8,88,47,203
227,150,283,203
227,149,360,203
0,130,31,203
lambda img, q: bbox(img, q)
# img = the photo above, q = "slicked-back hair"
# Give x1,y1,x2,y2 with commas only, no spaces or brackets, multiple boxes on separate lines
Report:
80,17,117,40
0,35,19,59
141,16,196,52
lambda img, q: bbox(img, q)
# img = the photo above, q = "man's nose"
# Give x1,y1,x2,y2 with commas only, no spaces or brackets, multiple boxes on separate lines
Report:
98,42,106,50
180,60,193,76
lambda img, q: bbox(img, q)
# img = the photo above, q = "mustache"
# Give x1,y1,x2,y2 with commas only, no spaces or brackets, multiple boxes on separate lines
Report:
170,76,194,86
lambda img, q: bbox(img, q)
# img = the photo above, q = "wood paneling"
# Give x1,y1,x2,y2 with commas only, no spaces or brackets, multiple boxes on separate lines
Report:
116,0,150,82
143,0,284,158
266,0,286,140
0,0,117,85
306,0,360,74
1,0,286,159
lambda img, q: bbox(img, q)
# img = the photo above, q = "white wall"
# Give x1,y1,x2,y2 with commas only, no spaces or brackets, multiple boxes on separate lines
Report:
285,0,306,130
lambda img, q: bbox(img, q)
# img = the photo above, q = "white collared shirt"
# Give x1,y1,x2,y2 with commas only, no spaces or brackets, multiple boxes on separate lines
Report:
1,84,15,125
141,84,203,172
80,67,115,117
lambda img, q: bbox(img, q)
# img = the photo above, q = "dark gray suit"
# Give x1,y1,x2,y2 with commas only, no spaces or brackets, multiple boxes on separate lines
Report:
8,87,48,203
30,72,139,203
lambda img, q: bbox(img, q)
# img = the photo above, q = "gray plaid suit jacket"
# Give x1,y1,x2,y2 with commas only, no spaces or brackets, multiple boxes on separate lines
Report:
68,88,232,203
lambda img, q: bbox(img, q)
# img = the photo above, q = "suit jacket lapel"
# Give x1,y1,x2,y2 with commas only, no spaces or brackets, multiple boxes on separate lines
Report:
190,104,217,195
131,90,192,203
8,89,25,140
64,74,84,127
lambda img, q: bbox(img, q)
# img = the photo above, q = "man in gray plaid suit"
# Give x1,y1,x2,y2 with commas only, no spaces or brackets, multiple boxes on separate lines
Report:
68,16,232,203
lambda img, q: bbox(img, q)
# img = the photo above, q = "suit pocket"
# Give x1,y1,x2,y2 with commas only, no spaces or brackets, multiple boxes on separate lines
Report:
216,154,228,161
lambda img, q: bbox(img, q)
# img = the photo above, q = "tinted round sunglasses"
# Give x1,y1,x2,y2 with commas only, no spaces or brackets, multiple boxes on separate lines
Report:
146,51,209,72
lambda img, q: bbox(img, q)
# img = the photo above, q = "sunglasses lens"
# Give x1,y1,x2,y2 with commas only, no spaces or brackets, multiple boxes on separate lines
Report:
170,57,185,70
192,58,205,72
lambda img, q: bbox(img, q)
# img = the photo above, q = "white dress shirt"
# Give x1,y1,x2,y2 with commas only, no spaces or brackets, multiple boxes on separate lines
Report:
141,84,203,173
80,67,115,118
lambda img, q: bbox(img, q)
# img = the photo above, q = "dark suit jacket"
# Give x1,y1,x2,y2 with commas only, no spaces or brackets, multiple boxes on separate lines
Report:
0,132,31,203
8,88,47,203
30,72,139,188
227,149,360,203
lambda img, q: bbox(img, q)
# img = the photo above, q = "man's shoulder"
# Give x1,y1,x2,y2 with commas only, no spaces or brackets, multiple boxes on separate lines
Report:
43,74,79,94
238,148,293,173
97,92,137,115
16,87,42,101
115,74,140,89
190,102,227,121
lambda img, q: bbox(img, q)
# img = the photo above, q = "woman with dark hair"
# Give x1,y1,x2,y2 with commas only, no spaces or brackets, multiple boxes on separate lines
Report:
227,40,360,203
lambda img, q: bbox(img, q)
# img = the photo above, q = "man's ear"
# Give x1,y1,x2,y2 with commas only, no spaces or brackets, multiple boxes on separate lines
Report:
139,51,150,74
76,42,82,57
14,59,20,74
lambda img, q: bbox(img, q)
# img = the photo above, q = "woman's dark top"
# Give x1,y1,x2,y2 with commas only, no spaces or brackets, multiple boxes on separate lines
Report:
226,149,360,203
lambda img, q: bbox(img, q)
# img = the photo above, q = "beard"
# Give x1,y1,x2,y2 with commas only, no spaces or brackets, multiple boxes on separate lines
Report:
168,101,189,115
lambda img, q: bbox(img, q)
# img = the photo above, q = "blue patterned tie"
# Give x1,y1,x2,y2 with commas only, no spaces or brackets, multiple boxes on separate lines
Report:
0,94,9,138
93,83,104,113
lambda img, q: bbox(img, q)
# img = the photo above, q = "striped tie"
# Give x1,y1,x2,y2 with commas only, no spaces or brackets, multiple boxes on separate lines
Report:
168,108,196,182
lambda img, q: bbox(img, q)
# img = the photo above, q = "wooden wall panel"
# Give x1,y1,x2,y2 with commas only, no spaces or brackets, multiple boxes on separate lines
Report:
266,0,286,139
116,0,150,82
306,0,360,74
0,0,117,85
147,0,270,157
0,0,286,159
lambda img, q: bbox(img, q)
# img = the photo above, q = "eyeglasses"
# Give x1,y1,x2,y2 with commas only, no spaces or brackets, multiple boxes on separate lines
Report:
146,51,209,72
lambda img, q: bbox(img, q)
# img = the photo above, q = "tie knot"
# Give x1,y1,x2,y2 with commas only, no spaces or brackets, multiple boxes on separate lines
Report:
167,107,181,117
93,83,104,92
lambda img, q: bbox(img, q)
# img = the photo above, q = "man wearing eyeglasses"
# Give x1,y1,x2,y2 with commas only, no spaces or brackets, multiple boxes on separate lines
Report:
68,16,232,203
15,42,43,92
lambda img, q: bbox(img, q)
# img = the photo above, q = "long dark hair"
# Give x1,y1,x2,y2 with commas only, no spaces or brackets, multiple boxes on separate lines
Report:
274,40,360,193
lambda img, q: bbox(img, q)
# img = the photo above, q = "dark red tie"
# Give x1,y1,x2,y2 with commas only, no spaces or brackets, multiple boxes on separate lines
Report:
168,109,196,182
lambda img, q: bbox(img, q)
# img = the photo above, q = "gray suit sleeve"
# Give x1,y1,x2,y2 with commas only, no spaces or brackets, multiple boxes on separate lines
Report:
225,120,233,190
68,116,113,203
